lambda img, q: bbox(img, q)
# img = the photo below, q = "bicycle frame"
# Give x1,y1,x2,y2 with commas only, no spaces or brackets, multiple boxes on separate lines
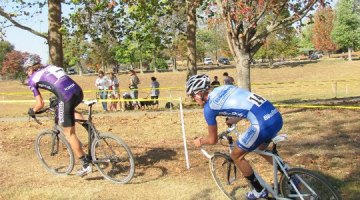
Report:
36,100,102,161
75,100,101,159
200,125,297,200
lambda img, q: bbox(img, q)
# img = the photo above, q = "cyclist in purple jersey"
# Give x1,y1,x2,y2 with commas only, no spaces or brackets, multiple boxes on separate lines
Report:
24,55,92,177
187,74,283,200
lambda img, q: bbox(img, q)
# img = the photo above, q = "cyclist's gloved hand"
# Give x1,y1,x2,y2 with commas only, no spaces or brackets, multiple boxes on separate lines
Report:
28,108,35,118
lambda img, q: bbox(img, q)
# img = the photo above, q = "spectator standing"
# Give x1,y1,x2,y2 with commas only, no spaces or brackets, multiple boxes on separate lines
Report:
128,70,140,109
210,76,220,88
150,76,160,110
109,72,121,111
95,70,110,111
223,72,235,85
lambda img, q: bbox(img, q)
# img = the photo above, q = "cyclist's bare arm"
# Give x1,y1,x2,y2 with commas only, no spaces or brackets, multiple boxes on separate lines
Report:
194,125,218,147
33,95,45,112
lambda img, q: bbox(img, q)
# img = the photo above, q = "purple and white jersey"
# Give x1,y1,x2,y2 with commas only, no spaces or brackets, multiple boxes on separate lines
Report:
28,65,82,101
204,85,282,128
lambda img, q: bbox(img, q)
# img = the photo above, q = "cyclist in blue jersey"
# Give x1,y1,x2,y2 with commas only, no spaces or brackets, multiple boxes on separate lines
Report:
23,55,92,177
187,74,283,200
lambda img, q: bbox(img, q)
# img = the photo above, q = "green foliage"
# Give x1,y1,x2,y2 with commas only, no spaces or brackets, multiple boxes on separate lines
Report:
197,28,225,60
0,40,14,69
299,24,315,51
331,0,360,50
150,58,168,70
254,27,299,61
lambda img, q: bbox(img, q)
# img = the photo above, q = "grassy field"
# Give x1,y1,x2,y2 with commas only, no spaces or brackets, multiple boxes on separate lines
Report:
0,59,359,199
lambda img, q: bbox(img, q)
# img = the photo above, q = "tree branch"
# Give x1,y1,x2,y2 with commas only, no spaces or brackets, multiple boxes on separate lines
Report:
0,7,47,40
248,1,318,48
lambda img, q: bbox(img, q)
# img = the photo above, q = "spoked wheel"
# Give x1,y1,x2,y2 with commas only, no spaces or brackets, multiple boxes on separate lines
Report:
209,152,250,200
91,133,135,184
34,130,74,175
279,168,342,200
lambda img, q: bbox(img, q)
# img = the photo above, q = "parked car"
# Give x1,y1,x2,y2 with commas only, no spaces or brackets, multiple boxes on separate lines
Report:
87,68,95,74
67,68,77,75
218,57,230,65
204,57,214,65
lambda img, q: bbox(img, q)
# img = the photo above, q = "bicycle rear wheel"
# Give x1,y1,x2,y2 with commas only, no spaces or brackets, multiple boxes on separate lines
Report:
34,130,74,175
91,133,135,184
279,168,342,200
210,152,250,200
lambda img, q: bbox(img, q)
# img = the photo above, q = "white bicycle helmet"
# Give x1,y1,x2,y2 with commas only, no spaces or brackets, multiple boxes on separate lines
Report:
23,55,41,71
186,74,211,95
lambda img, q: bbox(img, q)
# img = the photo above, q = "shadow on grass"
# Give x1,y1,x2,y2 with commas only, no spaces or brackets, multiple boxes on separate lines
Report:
307,169,344,198
189,188,217,200
135,147,177,166
310,167,360,199
341,167,360,200
131,148,177,184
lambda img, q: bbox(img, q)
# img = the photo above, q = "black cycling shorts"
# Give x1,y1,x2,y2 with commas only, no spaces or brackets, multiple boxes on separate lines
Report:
58,91,83,127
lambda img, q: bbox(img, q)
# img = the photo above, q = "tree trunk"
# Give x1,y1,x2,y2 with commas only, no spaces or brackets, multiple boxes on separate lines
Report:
348,47,352,61
172,57,177,72
77,61,83,76
233,48,251,91
48,0,63,67
153,49,158,73
186,0,197,78
139,48,143,73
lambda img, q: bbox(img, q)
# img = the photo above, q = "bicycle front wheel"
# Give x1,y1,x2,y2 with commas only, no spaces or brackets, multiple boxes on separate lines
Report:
34,130,74,175
91,133,135,184
279,168,342,200
210,152,250,200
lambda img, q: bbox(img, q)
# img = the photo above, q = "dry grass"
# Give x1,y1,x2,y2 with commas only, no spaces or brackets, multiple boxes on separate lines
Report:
0,59,359,199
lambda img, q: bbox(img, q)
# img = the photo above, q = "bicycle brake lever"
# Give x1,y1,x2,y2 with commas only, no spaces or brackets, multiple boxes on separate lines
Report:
33,116,43,125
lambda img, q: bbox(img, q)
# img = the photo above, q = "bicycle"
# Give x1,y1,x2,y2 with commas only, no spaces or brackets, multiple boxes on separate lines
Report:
32,99,135,184
199,125,342,200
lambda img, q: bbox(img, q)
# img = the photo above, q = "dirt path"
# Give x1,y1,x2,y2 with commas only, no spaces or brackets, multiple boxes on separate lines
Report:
0,108,359,199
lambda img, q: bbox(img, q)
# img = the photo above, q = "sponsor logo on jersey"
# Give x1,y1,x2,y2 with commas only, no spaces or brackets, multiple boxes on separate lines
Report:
212,86,235,107
219,111,244,118
64,83,75,91
38,83,52,90
241,126,256,145
58,101,64,124
263,109,278,121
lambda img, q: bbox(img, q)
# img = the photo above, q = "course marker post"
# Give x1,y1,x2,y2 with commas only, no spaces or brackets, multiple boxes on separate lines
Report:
179,97,190,169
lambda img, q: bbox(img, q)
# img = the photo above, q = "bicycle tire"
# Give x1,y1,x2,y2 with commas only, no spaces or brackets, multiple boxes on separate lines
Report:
279,168,342,200
209,152,250,200
34,130,74,175
91,133,135,184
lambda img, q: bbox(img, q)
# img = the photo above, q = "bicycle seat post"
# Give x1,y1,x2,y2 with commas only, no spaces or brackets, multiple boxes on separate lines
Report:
88,104,93,122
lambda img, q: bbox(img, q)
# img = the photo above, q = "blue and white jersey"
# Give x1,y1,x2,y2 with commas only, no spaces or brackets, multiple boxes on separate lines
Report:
204,85,282,129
